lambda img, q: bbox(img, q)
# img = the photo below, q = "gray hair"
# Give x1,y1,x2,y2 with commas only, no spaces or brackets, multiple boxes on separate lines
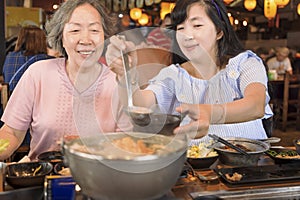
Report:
45,0,117,58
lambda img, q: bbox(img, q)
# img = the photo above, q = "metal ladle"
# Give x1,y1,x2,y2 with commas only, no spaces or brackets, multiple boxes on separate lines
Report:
121,50,153,126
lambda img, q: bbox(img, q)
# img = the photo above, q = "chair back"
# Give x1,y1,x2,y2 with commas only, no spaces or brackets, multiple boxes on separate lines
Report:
282,73,300,131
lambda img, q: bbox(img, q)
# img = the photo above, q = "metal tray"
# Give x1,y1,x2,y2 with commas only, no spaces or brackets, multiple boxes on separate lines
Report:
215,163,300,185
190,185,300,200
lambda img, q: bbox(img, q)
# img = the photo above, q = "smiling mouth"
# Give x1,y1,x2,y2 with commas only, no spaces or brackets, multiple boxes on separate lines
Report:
184,44,199,51
77,50,95,55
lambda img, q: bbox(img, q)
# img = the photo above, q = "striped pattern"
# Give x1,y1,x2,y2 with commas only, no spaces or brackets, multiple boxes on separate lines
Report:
146,50,273,144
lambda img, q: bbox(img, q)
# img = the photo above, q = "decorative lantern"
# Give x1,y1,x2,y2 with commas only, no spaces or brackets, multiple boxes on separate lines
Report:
244,0,257,11
264,0,277,19
223,0,234,4
160,2,175,20
138,13,149,25
130,8,142,20
274,0,289,8
298,3,300,15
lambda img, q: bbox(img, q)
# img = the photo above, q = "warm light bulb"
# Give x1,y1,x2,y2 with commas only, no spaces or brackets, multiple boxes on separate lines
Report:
244,0,257,11
274,0,290,8
130,8,142,20
138,13,149,25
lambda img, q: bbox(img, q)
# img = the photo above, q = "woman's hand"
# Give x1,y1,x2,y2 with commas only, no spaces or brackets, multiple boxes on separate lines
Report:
106,35,137,80
174,104,210,139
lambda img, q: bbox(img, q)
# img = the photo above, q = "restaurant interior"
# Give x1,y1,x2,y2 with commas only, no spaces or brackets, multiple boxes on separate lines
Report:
0,0,300,199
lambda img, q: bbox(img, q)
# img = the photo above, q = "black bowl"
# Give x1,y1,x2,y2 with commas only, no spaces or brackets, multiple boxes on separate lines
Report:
53,162,71,176
187,155,218,169
265,148,300,164
38,151,64,165
294,139,300,155
132,114,182,135
6,161,53,188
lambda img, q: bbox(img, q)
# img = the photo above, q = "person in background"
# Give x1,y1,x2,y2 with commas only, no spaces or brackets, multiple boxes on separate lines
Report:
0,0,130,161
2,26,55,152
146,13,172,50
2,25,54,93
107,0,272,143
267,47,293,75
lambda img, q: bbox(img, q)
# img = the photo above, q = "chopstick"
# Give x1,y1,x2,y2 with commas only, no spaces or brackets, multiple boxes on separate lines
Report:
208,134,250,156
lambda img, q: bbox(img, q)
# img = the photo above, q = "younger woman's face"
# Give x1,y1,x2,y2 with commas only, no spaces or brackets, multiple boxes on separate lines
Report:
63,3,105,68
176,3,221,63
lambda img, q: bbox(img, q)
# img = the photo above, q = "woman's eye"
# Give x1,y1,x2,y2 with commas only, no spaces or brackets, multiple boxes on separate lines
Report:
176,27,184,31
70,29,80,33
194,24,202,28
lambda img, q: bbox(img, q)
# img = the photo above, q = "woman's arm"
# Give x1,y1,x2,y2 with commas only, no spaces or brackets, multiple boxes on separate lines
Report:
0,124,26,161
175,82,266,138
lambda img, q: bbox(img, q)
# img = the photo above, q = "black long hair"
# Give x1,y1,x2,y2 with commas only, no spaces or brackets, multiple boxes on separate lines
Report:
169,0,245,68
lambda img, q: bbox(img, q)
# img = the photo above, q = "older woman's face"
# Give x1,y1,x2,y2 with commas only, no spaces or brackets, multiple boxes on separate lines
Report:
63,3,104,68
176,3,221,64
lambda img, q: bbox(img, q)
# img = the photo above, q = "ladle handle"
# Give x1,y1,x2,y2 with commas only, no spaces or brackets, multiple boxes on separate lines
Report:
121,50,133,107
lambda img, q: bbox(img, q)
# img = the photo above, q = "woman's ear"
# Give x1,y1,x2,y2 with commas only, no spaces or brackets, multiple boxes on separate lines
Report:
216,30,224,40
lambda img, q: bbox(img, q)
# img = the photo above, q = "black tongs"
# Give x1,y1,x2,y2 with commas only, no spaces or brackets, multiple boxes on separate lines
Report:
208,134,250,156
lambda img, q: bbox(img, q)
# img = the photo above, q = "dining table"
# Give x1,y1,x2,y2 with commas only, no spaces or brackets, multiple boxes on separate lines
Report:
1,147,300,200
172,151,300,199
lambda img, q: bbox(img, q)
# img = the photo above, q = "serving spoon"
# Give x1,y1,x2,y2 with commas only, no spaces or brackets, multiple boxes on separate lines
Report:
120,50,153,125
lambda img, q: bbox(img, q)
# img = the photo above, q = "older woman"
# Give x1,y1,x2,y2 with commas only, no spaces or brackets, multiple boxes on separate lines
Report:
0,0,131,161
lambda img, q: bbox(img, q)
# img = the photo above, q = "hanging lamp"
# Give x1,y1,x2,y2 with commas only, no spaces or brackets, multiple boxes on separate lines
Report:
130,8,142,20
244,0,257,11
274,0,289,8
138,13,149,25
223,0,234,4
298,3,300,15
264,0,277,19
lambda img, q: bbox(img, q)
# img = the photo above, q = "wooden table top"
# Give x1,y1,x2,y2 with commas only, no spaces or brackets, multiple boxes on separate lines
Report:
172,152,300,199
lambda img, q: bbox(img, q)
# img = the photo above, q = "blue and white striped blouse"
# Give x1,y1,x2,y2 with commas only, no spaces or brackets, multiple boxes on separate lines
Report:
146,50,273,144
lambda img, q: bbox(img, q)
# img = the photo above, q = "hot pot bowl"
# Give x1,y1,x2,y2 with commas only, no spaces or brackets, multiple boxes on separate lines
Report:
62,132,187,200
213,137,270,166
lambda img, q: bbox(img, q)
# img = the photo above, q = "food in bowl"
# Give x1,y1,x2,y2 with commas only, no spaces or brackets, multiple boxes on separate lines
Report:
38,151,64,164
187,142,218,169
187,142,218,158
214,137,269,166
63,132,187,200
54,162,71,176
266,148,300,164
6,161,53,188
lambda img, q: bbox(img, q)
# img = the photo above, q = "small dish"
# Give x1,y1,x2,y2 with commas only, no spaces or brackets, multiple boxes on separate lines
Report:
187,155,219,169
265,148,300,164
6,161,53,188
294,139,300,154
54,162,71,176
38,151,64,165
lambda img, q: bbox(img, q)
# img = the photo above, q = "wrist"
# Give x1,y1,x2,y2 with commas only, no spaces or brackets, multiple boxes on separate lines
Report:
211,104,226,124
